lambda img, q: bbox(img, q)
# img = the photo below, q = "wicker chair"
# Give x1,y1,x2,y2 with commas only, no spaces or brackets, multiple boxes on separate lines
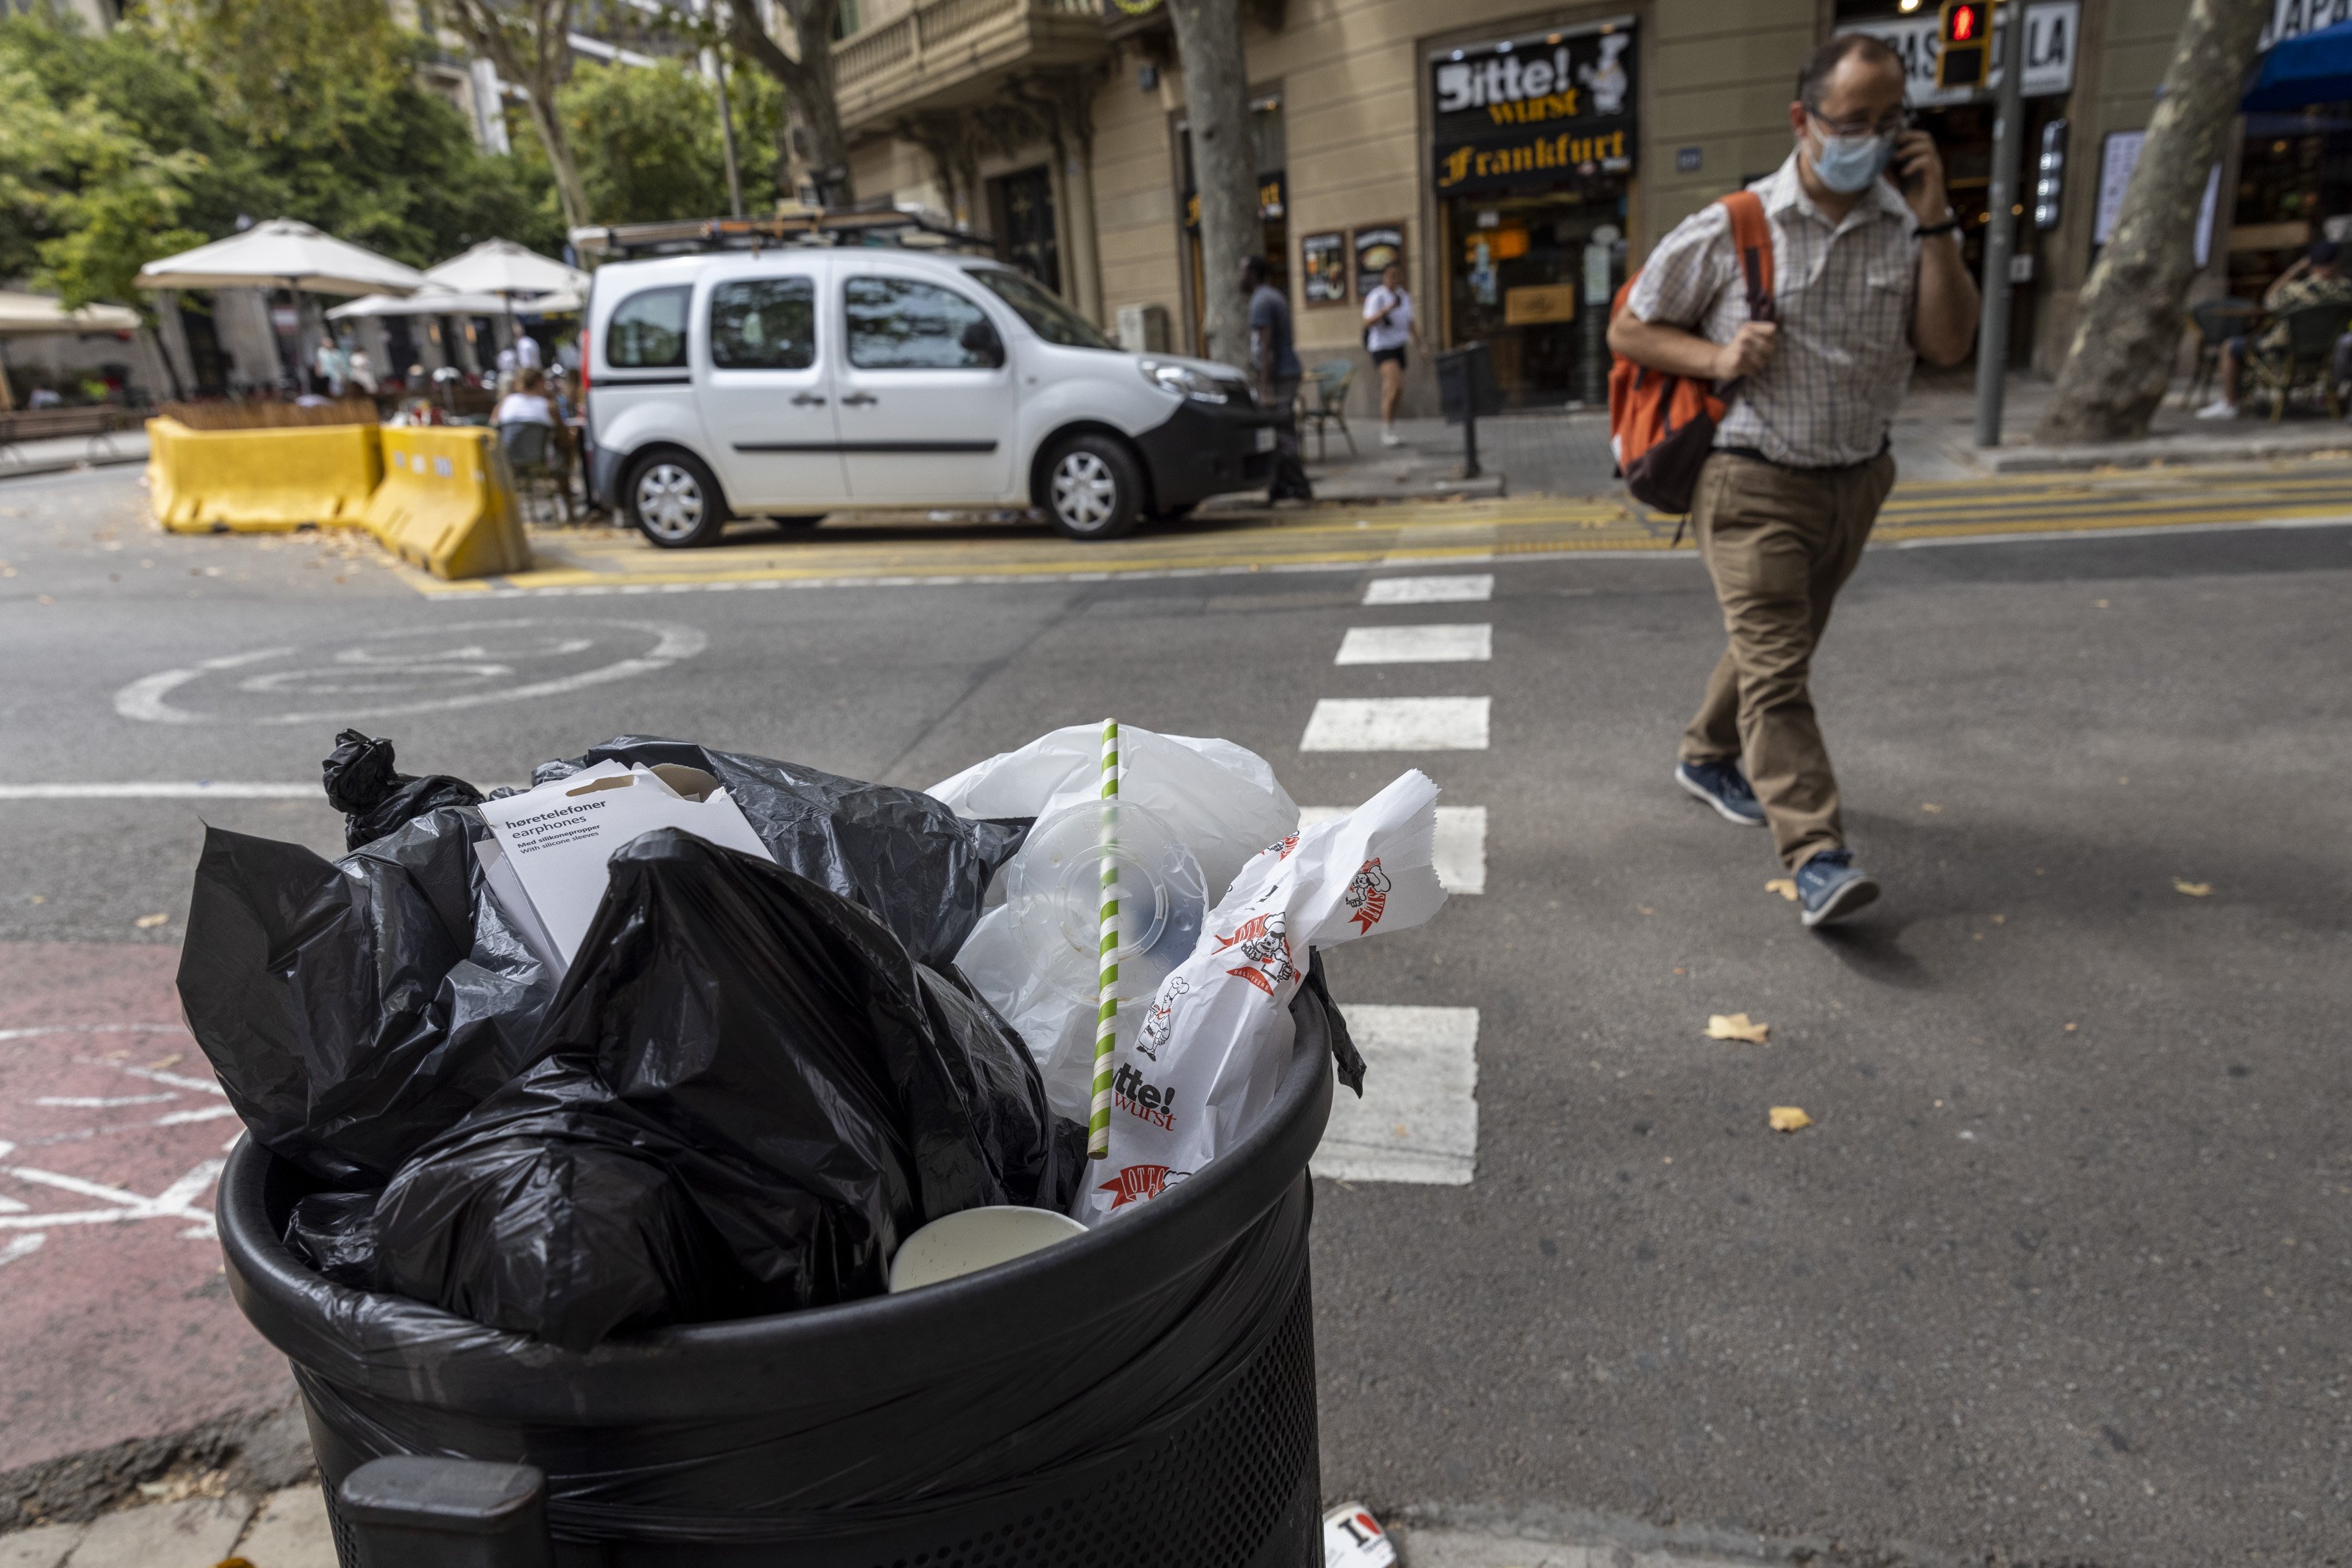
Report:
1299,358,1357,461
2242,301,2352,422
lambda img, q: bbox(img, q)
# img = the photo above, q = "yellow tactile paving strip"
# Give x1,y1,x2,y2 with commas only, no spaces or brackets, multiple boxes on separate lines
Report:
407,461,2352,597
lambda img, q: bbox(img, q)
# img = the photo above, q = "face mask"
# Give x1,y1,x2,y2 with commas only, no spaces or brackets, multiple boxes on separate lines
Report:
1809,126,1891,194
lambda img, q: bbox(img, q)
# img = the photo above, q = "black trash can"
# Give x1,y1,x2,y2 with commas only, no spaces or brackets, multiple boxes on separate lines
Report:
218,989,1339,1568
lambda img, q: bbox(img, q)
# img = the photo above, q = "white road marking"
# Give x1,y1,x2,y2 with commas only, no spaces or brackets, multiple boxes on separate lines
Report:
1301,805,1486,894
0,1157,224,1237
1363,573,1494,605
1313,1004,1480,1184
0,1195,26,1213
0,1234,45,1269
84,1059,227,1096
0,1023,187,1044
1302,697,1490,751
1335,623,1491,664
114,618,708,726
35,1094,178,1108
0,783,316,799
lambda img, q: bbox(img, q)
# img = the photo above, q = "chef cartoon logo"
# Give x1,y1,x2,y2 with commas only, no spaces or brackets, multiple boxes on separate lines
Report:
1264,832,1301,861
1212,910,1297,995
1098,1164,1190,1208
1136,976,1188,1061
1343,859,1391,932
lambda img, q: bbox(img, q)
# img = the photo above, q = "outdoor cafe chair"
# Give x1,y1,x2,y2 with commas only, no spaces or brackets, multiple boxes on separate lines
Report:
2184,298,2260,408
1300,357,1357,461
498,419,573,524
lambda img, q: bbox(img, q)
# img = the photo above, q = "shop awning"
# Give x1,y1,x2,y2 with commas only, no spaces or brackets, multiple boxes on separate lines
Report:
0,292,142,337
2243,19,2352,112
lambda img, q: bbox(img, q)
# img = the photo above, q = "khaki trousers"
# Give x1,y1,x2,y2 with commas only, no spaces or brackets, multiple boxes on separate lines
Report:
1678,449,1896,871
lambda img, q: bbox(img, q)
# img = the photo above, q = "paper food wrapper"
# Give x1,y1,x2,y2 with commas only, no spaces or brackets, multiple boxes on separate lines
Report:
1080,770,1446,1223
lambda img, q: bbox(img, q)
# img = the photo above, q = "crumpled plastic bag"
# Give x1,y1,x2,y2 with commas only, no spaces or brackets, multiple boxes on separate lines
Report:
1083,771,1446,1223
183,733,1027,1188
371,828,1081,1349
180,808,555,1184
927,725,1298,1121
542,737,1027,969
323,730,484,852
282,1190,381,1290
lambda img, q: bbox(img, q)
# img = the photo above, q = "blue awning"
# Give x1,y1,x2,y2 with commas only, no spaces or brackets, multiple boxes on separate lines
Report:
2243,18,2352,112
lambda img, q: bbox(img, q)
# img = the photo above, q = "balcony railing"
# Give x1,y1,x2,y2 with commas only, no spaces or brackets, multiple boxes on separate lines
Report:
833,0,1105,127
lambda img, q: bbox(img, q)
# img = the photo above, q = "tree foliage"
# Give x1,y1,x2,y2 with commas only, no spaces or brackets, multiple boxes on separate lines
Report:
0,8,556,310
511,54,780,225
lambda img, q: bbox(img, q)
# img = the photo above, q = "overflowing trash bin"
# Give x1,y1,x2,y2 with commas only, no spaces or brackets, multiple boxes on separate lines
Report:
189,727,1451,1567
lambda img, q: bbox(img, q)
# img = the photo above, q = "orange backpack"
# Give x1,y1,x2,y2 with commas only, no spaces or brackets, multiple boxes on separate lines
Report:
1607,190,1774,517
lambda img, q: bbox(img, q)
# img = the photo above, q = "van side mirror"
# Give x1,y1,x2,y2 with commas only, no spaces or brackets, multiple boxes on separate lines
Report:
960,320,1004,367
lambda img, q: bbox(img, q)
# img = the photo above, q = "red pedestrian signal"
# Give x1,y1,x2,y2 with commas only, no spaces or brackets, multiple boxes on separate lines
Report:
1936,0,1993,90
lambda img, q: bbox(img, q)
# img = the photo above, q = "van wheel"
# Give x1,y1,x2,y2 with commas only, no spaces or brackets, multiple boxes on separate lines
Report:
628,452,728,548
1041,434,1144,541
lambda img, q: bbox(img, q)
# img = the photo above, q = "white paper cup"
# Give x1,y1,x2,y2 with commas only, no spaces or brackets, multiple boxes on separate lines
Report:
887,1206,1089,1293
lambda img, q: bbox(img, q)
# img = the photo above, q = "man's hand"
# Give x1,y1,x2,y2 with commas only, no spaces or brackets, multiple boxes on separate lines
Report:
1713,321,1779,381
1890,129,1949,226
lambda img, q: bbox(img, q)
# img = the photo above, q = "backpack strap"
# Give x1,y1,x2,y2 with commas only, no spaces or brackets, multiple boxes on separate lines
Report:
1721,189,1775,325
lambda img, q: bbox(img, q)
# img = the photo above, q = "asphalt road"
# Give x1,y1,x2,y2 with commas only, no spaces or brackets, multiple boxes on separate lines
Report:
2,466,2347,1565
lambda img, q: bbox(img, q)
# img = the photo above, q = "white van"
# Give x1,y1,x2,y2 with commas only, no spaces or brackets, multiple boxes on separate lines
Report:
580,246,1280,546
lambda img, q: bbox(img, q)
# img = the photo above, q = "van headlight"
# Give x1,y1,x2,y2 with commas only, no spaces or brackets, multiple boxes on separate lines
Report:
1140,359,1241,404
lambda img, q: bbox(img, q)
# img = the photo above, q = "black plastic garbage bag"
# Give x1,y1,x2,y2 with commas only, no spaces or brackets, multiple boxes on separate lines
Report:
371,829,1079,1349
323,730,484,852
179,808,555,1184
373,1058,771,1351
283,1190,379,1290
537,738,1025,968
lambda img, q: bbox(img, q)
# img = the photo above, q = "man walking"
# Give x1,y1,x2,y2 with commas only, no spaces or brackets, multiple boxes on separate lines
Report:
1242,255,1313,502
1607,35,1979,927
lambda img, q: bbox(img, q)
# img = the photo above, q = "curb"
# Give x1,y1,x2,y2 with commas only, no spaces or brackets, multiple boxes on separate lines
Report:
0,451,147,483
0,1398,309,1532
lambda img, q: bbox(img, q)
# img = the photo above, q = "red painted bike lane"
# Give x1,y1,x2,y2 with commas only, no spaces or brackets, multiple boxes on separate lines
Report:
0,942,293,1476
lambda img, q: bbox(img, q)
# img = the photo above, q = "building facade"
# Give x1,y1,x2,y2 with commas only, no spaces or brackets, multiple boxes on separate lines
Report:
833,0,2352,414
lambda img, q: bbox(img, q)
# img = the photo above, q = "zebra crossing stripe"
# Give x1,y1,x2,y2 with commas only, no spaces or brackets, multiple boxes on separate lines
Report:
1312,1004,1480,1185
1335,624,1493,664
1301,697,1490,751
1299,805,1485,895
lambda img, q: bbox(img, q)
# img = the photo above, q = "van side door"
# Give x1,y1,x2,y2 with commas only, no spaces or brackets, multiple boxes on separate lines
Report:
833,270,1018,504
693,265,847,511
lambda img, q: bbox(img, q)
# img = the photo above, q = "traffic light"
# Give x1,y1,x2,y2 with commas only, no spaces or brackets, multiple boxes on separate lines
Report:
1936,0,1992,91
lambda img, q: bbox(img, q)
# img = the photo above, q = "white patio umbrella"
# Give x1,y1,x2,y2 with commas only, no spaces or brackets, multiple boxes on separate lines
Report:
326,287,513,320
0,292,143,335
422,238,588,298
136,219,428,391
514,286,586,316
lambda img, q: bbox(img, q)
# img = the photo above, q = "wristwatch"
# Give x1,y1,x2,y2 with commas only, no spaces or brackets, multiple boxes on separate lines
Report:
1916,209,1961,238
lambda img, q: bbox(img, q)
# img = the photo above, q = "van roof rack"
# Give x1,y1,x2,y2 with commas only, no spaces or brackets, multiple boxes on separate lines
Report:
569,206,995,260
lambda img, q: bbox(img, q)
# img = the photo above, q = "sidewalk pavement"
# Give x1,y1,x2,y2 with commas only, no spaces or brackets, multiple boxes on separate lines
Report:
0,1484,332,1568
0,430,148,482
1298,371,2352,499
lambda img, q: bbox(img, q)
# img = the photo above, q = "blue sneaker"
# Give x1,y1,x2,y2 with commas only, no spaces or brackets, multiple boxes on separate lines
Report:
1674,759,1766,826
1796,849,1880,927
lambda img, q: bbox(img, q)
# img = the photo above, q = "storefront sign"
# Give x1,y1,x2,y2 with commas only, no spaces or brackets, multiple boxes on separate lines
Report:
2094,131,2221,267
1430,19,1638,195
1835,1,2078,108
1354,226,1405,297
2262,0,2352,50
1302,231,1349,305
1504,284,1577,325
1183,174,1286,231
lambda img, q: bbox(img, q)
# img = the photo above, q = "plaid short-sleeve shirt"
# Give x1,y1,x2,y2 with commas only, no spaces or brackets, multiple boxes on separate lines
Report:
1626,153,1921,469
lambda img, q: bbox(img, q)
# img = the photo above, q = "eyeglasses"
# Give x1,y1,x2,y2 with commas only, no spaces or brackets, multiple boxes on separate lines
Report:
1808,107,1911,140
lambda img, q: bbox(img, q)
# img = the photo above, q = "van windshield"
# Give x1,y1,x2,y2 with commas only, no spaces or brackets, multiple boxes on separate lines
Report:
969,269,1118,351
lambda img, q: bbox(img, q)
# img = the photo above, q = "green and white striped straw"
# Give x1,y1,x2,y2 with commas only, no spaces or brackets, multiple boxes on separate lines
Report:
1088,718,1119,1160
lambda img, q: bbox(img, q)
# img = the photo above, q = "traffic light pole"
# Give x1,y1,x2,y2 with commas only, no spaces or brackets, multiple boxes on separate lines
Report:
1972,0,2030,446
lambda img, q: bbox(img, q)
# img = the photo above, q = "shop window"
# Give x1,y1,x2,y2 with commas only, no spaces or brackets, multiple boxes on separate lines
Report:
2229,107,2352,299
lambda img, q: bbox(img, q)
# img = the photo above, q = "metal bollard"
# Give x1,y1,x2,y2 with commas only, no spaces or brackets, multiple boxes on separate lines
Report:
337,1456,556,1568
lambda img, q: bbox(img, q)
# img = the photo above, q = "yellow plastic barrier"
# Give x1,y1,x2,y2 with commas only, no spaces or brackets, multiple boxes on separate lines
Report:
145,417,531,580
147,417,381,533
363,427,533,580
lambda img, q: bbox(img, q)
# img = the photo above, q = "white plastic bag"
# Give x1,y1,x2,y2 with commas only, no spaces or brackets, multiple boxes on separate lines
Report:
1082,769,1446,1223
930,725,1298,1122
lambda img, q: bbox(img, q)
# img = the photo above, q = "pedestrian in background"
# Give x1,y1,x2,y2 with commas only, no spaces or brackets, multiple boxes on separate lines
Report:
2195,240,2352,420
1361,261,1424,447
1607,33,1979,927
1243,255,1313,503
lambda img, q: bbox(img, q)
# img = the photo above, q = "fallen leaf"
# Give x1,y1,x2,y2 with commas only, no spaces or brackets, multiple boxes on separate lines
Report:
1705,1013,1770,1043
1765,877,1798,902
143,1053,182,1070
133,912,169,929
1768,1106,1813,1132
2173,880,2212,897
1921,802,1944,813
2093,599,2110,608
1990,913,2005,924
2063,1022,2079,1032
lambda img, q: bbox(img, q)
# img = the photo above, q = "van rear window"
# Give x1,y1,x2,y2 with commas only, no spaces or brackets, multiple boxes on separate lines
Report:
607,286,689,368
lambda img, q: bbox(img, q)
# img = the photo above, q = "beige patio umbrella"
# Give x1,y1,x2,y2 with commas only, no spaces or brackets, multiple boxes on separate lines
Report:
136,219,428,389
0,292,145,412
